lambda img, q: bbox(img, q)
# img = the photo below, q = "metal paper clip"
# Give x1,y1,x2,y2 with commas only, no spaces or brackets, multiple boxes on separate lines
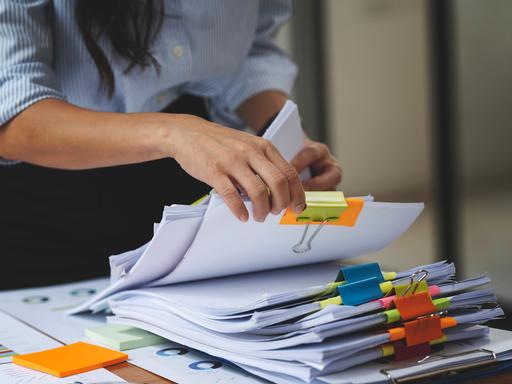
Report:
400,270,429,296
292,219,329,253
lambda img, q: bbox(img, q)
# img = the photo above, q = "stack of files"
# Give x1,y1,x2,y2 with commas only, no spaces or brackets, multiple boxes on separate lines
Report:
105,262,504,383
68,100,509,382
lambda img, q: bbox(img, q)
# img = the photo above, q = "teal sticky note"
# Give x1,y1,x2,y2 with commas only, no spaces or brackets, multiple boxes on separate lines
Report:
85,324,165,351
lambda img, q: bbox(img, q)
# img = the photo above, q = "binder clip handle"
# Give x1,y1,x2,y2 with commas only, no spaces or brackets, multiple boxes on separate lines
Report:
292,219,329,253
291,191,348,254
400,269,429,297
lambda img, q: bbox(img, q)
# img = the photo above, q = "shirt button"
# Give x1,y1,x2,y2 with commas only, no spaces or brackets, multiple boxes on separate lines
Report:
172,45,184,59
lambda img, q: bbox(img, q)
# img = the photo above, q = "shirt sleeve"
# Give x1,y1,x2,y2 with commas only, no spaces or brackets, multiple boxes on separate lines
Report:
187,0,297,129
0,0,65,165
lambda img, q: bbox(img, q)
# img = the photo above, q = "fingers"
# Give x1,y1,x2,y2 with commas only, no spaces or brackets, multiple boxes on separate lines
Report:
290,145,324,173
263,143,306,213
302,164,342,191
232,165,271,222
248,154,290,215
213,176,249,222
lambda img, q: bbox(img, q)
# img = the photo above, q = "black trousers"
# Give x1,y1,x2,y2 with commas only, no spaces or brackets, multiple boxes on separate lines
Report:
0,95,210,289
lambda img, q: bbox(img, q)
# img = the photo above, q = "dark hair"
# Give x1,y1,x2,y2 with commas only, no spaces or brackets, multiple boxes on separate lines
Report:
75,0,164,97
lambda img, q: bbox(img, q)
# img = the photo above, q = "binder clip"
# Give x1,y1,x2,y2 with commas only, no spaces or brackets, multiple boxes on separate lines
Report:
280,193,364,253
290,191,348,253
393,340,432,361
337,263,387,306
403,315,443,347
392,270,437,321
335,262,384,283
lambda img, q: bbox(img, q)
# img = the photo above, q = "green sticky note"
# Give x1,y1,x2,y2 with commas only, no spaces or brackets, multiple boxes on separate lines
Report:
298,191,348,222
85,324,165,351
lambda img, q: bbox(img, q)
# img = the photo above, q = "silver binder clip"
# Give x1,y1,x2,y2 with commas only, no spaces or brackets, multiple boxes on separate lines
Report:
398,269,429,297
292,219,330,254
290,191,349,254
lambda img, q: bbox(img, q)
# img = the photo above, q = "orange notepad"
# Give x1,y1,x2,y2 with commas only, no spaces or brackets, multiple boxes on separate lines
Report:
12,341,128,377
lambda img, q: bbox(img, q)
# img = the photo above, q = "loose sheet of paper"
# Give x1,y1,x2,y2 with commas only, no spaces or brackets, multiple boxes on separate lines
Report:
129,341,266,384
157,200,424,284
0,362,124,384
0,279,109,344
0,311,61,364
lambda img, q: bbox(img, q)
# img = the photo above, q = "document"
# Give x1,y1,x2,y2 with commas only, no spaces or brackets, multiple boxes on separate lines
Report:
0,311,60,364
0,279,108,344
128,341,266,384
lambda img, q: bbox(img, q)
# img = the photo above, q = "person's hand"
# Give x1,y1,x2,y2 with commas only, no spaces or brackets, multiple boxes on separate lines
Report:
291,138,342,191
168,115,306,222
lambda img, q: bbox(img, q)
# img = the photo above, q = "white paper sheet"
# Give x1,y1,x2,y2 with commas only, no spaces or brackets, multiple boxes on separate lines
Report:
69,211,205,314
128,341,266,384
0,362,124,384
0,311,61,364
157,199,424,284
0,279,108,344
263,100,311,180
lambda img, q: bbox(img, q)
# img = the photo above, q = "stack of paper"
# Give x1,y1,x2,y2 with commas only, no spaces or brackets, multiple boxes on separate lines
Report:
105,263,502,383
68,101,508,383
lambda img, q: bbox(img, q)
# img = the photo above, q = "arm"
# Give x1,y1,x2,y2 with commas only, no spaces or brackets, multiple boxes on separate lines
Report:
0,99,305,222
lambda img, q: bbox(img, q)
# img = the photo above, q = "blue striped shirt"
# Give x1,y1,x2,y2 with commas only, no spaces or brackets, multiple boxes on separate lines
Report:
0,0,297,165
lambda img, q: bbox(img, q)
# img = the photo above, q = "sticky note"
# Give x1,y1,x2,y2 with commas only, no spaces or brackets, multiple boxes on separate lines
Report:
280,197,364,226
85,324,165,351
13,341,127,377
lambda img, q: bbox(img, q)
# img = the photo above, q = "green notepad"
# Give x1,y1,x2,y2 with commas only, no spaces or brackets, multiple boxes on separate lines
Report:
85,324,165,351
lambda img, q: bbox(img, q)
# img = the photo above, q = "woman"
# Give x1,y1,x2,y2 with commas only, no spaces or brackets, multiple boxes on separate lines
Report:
0,0,341,288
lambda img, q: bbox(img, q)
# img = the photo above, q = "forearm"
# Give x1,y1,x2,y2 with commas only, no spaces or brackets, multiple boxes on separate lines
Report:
236,90,287,134
0,99,178,169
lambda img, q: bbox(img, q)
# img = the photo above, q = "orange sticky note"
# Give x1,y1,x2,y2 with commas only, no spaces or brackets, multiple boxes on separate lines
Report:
280,197,364,226
13,341,127,378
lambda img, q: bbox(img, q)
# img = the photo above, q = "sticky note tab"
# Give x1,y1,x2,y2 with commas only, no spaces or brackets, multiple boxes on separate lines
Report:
338,277,383,306
85,324,165,351
280,197,364,226
13,342,127,378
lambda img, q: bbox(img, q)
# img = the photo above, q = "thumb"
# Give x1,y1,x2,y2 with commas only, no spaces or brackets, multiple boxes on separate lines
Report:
291,146,318,173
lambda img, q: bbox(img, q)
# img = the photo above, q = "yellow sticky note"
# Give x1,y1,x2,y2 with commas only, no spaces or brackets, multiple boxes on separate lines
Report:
13,341,127,378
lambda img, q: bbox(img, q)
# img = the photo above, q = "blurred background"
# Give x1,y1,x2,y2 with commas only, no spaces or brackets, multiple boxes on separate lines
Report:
276,0,512,329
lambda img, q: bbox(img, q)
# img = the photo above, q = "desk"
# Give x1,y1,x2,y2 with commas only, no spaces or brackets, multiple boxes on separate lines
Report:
107,362,512,384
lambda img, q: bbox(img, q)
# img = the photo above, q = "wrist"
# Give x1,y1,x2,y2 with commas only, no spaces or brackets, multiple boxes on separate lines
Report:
150,113,202,160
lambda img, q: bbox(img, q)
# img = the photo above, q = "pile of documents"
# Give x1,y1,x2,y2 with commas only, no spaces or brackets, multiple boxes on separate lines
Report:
69,101,507,383
105,262,502,383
